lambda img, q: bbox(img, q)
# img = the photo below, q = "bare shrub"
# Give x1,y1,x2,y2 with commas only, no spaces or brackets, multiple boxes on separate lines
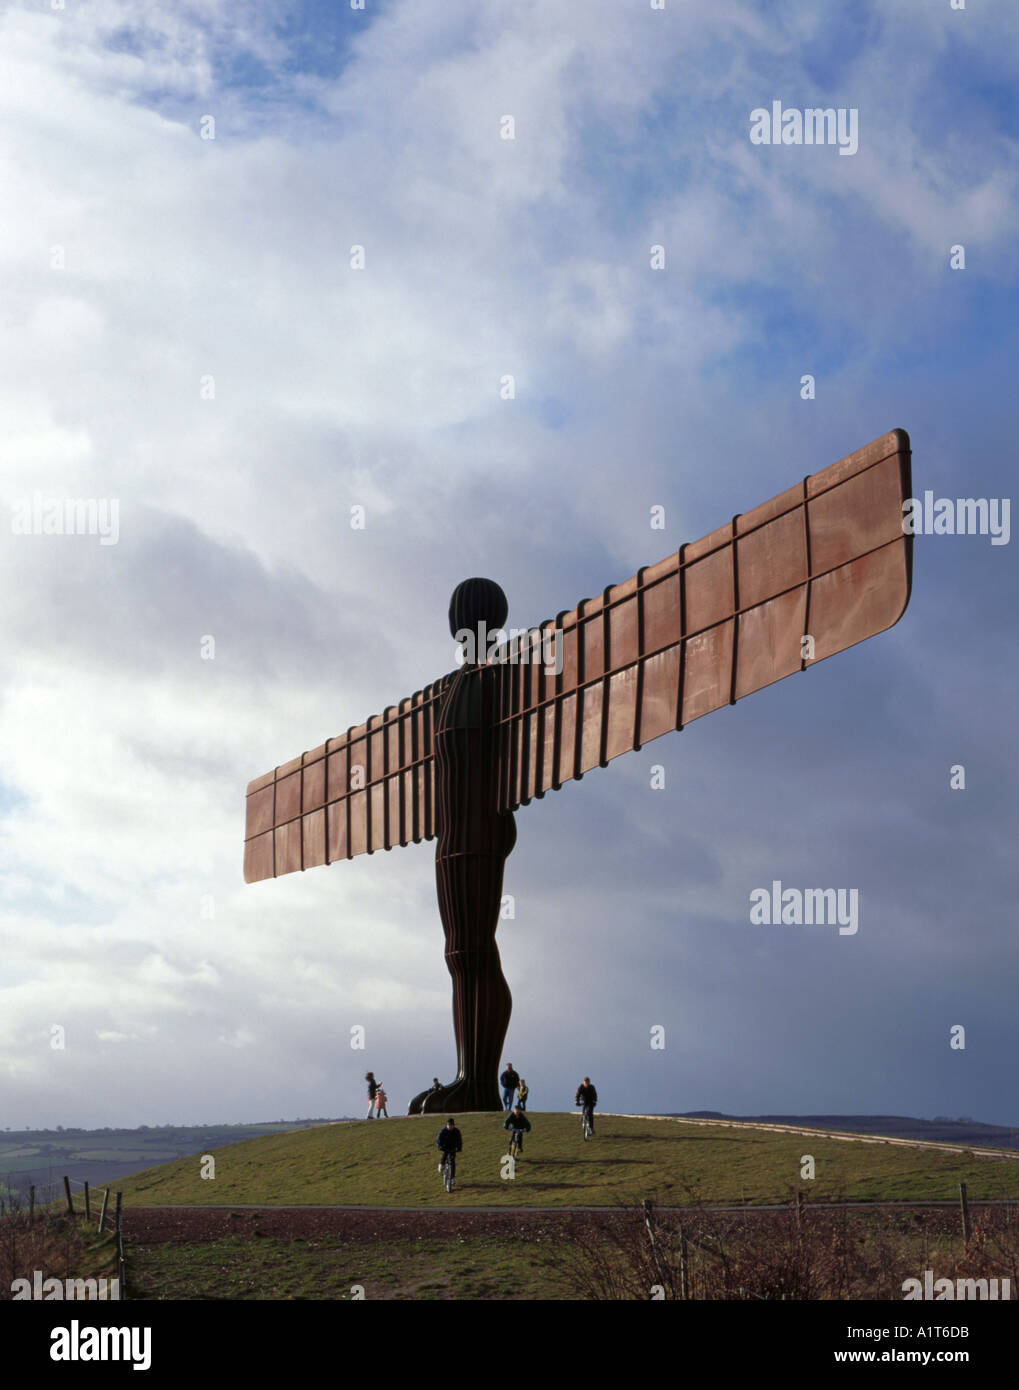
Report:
559,1195,1019,1301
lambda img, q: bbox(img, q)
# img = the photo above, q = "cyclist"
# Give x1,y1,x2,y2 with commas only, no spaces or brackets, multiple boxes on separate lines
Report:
503,1104,532,1156
435,1117,463,1190
575,1077,598,1136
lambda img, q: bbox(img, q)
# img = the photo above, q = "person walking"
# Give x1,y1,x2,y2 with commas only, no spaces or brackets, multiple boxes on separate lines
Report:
575,1077,598,1135
374,1083,389,1118
365,1071,379,1119
500,1062,520,1111
517,1078,529,1111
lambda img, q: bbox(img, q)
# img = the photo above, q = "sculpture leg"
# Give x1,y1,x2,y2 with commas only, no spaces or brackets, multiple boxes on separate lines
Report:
408,814,514,1114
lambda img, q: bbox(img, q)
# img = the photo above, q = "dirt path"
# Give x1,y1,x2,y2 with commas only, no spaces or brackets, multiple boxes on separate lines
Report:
121,1199,1011,1245
122,1206,605,1243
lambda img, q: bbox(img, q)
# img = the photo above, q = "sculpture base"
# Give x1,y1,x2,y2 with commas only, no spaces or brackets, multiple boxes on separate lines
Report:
406,1078,502,1115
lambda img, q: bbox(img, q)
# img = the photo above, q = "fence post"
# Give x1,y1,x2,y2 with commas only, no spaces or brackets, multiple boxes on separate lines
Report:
99,1188,110,1234
29,1185,35,1224
959,1182,971,1246
63,1176,73,1214
642,1197,669,1296
84,1181,90,1223
115,1192,126,1301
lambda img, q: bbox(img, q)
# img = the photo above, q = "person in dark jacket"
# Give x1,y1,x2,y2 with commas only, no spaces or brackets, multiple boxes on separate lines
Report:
436,1117,463,1188
575,1077,598,1135
503,1105,532,1154
365,1071,379,1120
500,1063,520,1110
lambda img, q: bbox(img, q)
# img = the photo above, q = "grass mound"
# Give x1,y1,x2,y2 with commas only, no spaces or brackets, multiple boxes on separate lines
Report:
112,1114,1019,1209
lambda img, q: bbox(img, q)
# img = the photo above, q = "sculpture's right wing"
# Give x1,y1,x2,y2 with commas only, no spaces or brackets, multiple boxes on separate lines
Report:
243,675,453,884
494,429,913,813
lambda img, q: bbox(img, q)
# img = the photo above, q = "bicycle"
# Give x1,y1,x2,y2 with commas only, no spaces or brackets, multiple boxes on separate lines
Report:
581,1106,593,1141
507,1129,524,1160
440,1152,455,1193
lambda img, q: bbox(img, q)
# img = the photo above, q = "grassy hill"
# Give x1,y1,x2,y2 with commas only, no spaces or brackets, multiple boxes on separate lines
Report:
112,1113,1019,1208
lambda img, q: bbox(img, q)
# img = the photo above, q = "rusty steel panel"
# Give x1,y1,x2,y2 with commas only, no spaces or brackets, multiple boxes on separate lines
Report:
682,618,734,724
737,505,808,610
243,829,273,883
643,569,682,653
640,645,681,744
327,799,347,863
605,664,639,762
302,757,325,815
579,681,603,773
274,820,301,877
494,427,912,812
245,783,274,840
303,807,327,870
734,585,808,700
807,541,910,664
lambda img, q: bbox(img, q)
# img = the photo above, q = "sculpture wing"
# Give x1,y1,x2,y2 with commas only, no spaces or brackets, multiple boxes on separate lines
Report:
494,429,913,814
243,675,453,883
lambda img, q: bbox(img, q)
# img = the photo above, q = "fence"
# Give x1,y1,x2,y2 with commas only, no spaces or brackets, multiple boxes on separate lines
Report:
59,1176,126,1299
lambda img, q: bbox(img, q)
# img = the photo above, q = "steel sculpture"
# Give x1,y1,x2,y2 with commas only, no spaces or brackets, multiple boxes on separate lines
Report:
244,430,914,1112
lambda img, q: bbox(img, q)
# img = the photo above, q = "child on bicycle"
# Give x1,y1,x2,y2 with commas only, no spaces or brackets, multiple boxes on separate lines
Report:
503,1104,532,1154
435,1117,463,1189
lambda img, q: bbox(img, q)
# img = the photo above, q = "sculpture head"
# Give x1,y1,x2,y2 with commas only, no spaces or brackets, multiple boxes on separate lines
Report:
449,577,508,664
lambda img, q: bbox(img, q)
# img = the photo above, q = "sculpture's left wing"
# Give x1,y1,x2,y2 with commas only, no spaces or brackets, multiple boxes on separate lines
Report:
494,428,913,814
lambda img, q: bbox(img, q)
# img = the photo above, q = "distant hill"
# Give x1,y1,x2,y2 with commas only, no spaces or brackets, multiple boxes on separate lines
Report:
676,1113,1019,1152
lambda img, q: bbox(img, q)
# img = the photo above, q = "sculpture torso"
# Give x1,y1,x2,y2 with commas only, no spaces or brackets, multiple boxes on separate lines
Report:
434,663,516,860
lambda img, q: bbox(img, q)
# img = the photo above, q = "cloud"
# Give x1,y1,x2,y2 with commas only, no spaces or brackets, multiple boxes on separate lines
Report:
0,0,1015,1128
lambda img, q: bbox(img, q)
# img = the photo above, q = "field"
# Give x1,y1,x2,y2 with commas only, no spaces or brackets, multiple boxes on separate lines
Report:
13,1115,1019,1300
111,1112,1019,1209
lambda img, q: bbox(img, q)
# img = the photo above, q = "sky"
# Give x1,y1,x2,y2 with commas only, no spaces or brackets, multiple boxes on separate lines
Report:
1,0,1016,1130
